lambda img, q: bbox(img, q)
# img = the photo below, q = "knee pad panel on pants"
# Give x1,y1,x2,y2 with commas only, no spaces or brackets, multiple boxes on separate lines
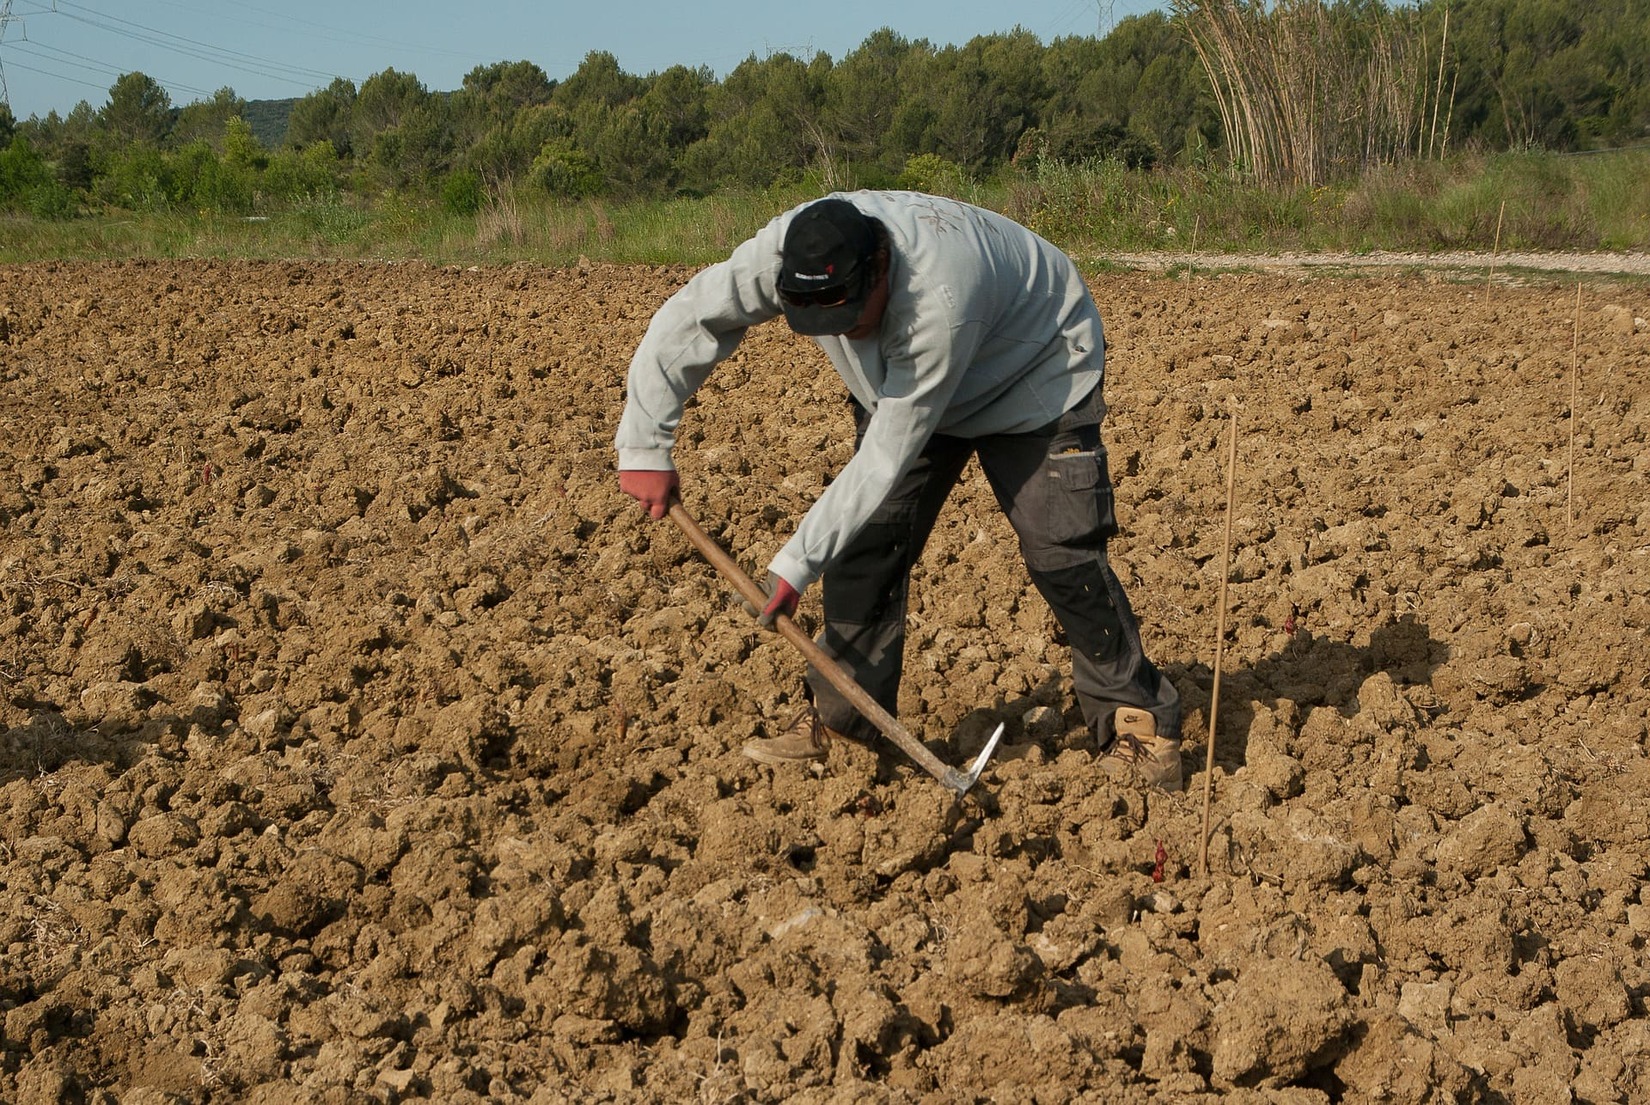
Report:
1030,561,1127,661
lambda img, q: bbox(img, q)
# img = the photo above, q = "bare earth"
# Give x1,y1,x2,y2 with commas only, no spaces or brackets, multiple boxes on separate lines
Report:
1,256,1647,1104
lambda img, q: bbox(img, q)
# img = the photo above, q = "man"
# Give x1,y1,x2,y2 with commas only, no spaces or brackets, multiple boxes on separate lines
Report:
615,191,1183,790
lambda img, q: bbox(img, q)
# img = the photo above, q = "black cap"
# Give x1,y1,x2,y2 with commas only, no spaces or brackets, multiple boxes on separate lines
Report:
777,198,878,335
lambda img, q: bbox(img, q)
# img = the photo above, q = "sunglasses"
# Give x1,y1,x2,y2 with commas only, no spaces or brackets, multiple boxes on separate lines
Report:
780,284,855,309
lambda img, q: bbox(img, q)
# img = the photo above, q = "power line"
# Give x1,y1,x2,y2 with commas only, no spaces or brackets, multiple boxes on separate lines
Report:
7,0,340,114
169,0,481,66
50,0,338,85
3,52,110,98
8,0,500,115
4,0,347,113
12,38,212,98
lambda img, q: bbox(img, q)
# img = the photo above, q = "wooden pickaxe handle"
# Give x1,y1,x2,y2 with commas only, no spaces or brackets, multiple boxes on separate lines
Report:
668,502,989,795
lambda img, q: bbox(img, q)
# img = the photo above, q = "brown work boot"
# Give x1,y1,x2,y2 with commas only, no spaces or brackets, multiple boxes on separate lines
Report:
1100,707,1184,792
742,706,842,765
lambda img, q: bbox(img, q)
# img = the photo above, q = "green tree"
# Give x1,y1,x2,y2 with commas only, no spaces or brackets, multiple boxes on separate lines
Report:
553,51,643,112
352,69,450,188
369,96,454,189
885,47,942,164
57,141,95,193
1035,14,1208,165
442,169,484,214
823,29,924,177
1037,34,1120,161
461,59,555,121
921,31,1048,170
683,51,828,190
93,144,172,210
1435,0,1650,151
580,105,657,195
173,87,248,148
171,137,256,213
577,63,714,195
101,72,173,145
637,65,712,155
1131,49,1213,160
1106,12,1213,159
16,101,97,169
287,78,357,155
1449,0,1580,148
405,96,457,184
1597,3,1650,143
352,69,429,147
465,102,568,184
453,61,559,185
222,116,262,171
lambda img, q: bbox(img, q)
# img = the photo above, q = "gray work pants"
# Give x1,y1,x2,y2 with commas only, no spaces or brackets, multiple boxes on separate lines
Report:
808,385,1182,745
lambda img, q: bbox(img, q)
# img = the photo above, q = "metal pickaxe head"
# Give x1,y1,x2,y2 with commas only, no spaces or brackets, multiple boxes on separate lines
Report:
943,721,1005,797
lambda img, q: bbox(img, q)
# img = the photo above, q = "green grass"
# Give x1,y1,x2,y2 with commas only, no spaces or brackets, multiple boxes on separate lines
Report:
3,148,1646,268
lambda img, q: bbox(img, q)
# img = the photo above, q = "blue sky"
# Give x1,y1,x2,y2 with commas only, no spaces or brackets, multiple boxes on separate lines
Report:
1,0,1166,121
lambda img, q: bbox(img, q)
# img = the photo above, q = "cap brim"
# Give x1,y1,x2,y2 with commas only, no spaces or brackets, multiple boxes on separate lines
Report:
782,297,867,336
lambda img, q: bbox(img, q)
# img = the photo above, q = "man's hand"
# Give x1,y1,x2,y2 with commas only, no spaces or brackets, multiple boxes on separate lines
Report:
618,469,679,519
758,572,801,628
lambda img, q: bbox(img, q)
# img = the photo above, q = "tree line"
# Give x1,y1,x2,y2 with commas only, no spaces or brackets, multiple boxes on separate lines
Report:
2,0,1647,219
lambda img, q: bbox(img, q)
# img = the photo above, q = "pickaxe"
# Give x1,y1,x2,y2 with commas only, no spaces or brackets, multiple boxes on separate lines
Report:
669,503,1003,798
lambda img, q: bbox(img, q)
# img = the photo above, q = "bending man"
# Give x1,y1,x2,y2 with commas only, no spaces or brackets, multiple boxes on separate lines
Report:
615,191,1183,790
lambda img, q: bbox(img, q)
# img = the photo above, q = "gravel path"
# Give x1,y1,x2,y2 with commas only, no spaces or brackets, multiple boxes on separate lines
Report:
1103,248,1650,277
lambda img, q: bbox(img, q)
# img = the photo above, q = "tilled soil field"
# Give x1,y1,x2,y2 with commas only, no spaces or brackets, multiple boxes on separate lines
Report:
1,258,1647,1104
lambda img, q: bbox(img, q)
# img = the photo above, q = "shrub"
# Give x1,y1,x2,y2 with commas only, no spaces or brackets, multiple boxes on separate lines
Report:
171,139,256,214
530,140,601,198
0,139,76,218
442,169,484,215
897,153,968,195
264,142,343,203
93,144,173,211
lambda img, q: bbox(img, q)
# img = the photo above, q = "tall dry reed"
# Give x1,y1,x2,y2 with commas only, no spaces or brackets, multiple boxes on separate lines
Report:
1171,0,1456,188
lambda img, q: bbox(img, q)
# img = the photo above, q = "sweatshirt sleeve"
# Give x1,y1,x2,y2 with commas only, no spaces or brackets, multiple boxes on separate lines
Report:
767,301,985,591
614,222,786,470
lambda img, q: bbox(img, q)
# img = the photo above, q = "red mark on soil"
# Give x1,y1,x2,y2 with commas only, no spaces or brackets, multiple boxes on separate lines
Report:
1152,840,1167,883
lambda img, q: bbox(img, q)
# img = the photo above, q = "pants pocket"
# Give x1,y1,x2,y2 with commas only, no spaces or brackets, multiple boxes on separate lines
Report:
1025,443,1117,567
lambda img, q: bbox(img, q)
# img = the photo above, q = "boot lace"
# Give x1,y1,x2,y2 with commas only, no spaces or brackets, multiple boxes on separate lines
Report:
783,705,831,753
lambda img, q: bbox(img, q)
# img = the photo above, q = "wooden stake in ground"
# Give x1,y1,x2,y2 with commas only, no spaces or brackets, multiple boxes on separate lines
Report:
1486,199,1506,299
1198,405,1240,878
1568,281,1582,533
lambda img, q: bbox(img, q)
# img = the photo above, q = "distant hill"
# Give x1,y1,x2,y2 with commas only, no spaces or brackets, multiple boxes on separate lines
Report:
244,99,296,149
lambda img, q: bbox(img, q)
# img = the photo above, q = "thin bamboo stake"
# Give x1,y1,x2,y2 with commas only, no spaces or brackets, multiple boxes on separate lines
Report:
1486,199,1505,299
1198,404,1240,878
1568,282,1582,533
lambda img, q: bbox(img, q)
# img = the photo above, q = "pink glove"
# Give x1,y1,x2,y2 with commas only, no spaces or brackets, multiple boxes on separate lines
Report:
758,573,800,628
618,469,679,519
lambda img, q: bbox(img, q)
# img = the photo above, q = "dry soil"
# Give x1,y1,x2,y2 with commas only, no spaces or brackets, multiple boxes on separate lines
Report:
1,257,1647,1103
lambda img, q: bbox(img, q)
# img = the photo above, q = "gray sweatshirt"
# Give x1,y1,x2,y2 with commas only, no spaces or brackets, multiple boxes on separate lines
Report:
614,190,1106,591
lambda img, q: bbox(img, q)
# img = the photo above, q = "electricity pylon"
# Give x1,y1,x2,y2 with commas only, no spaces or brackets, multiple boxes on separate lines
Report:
0,0,21,107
